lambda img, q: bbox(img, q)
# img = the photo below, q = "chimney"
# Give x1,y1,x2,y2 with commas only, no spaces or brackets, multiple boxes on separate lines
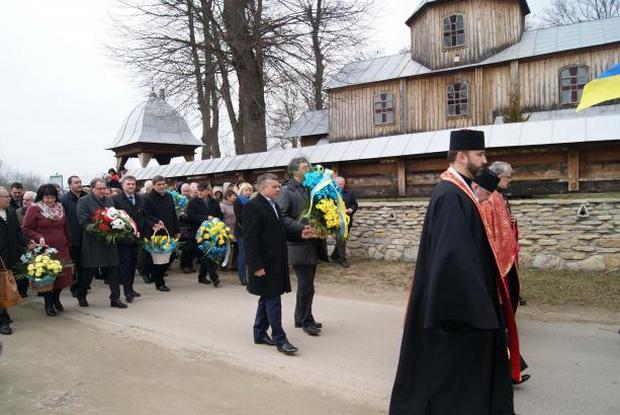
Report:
159,88,166,101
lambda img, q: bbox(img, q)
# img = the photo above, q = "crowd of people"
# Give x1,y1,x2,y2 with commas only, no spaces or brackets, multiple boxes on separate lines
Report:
0,161,359,352
1,133,529,413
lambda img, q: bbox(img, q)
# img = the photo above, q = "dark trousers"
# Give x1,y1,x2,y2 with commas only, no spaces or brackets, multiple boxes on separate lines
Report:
16,277,29,297
331,238,347,263
76,266,121,300
69,245,83,282
118,244,137,296
0,307,10,326
254,296,286,345
180,236,195,270
150,263,170,288
139,249,152,277
236,238,247,283
198,256,219,282
293,265,317,327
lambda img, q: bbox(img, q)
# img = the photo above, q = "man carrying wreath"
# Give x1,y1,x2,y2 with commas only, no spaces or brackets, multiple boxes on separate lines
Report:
75,178,127,309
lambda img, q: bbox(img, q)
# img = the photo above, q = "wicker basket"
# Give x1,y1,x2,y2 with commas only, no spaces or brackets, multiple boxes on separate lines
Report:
29,275,56,293
151,252,171,265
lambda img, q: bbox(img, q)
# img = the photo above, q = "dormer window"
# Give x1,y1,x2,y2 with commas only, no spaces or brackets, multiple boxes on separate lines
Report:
443,15,465,48
559,65,589,105
374,93,394,125
447,81,469,116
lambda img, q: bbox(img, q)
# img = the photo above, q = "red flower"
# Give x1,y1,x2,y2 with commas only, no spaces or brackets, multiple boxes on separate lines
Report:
99,223,110,232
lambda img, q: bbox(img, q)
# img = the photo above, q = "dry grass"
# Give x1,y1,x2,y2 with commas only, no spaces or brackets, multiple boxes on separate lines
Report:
316,259,620,312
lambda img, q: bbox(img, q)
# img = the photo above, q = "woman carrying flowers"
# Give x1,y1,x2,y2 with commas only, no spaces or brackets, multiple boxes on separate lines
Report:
22,184,73,316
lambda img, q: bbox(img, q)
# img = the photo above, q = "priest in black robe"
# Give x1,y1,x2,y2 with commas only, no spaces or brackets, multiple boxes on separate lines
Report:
389,129,515,415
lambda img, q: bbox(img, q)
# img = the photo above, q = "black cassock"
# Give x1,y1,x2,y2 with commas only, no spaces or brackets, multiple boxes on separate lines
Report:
389,179,514,415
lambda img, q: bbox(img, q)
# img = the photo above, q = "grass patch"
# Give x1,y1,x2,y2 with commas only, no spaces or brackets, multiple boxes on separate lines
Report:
519,268,620,311
317,259,620,312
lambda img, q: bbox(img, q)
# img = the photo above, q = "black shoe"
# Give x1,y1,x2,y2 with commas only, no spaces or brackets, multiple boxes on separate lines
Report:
70,286,78,297
240,280,247,286
513,374,531,385
0,325,12,335
77,296,89,307
142,275,152,284
111,299,128,309
277,341,298,355
212,278,220,288
156,285,170,292
198,276,211,284
295,321,322,329
341,259,350,268
302,325,321,336
125,294,134,303
519,296,527,306
20,293,28,298
45,304,57,317
53,292,64,312
254,335,276,346
131,290,141,297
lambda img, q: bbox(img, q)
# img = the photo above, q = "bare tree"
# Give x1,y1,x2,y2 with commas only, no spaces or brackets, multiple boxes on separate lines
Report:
0,159,45,190
110,0,223,158
540,0,620,26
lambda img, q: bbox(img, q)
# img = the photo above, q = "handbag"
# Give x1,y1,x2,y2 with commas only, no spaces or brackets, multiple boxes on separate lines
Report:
0,257,22,309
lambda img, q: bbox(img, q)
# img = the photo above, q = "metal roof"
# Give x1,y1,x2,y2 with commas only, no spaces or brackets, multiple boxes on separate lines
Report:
107,93,203,149
482,17,620,65
126,109,620,180
328,16,620,90
327,53,431,89
283,109,329,138
405,0,530,26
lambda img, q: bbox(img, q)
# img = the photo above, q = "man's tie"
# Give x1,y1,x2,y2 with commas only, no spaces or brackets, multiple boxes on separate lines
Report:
269,200,278,219
129,195,135,206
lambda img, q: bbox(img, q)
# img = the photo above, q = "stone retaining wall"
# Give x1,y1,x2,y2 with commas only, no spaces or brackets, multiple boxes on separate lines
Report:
347,198,620,271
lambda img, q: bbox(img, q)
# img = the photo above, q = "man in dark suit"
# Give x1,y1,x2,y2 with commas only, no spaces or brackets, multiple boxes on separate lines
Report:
113,175,143,303
61,175,87,296
330,176,358,268
143,175,179,292
0,186,34,335
186,183,223,285
277,157,328,336
75,178,127,309
243,173,313,355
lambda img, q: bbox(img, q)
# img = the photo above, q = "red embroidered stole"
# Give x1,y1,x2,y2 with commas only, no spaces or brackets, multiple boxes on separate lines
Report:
440,169,522,383
479,192,519,278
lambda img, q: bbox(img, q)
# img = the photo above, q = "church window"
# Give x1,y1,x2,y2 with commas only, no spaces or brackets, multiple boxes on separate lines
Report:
374,93,394,125
447,81,469,116
443,15,465,48
559,66,589,105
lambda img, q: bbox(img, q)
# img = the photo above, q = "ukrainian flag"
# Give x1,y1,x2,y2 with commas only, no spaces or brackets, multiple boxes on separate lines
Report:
576,63,620,111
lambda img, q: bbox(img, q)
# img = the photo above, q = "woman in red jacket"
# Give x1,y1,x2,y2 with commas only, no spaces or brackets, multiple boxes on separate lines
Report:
22,184,73,316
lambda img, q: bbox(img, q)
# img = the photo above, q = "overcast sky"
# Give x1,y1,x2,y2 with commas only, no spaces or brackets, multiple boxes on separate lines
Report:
0,0,551,182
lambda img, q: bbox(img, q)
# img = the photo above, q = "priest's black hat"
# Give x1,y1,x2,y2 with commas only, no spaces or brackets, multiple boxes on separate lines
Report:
449,129,485,151
473,168,500,192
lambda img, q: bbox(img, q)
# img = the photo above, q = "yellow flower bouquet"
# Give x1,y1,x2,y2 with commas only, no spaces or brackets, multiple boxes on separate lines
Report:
17,247,66,293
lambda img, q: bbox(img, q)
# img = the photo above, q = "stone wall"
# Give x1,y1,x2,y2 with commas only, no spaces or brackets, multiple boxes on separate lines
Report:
347,198,620,271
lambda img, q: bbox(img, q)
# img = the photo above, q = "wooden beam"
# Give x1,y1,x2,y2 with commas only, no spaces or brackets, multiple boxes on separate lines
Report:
331,163,339,177
567,149,580,192
397,159,407,196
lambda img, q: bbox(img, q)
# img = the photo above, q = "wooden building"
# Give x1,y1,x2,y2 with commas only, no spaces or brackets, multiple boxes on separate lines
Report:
127,1,620,198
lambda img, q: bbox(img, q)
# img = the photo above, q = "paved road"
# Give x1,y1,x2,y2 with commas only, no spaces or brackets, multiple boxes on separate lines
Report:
5,272,620,414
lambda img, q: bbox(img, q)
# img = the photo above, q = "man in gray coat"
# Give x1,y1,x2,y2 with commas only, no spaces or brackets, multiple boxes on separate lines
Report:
74,178,127,309
276,157,328,336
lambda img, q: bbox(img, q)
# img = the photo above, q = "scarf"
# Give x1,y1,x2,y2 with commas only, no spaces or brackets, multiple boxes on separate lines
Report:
36,201,64,221
238,195,250,205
